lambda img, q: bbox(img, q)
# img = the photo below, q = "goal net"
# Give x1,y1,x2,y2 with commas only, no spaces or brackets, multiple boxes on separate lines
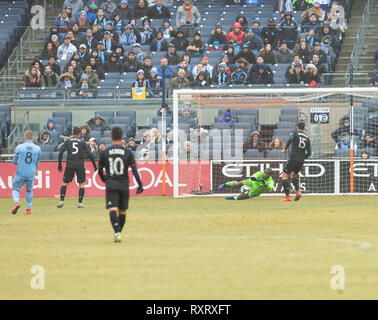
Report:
172,87,378,197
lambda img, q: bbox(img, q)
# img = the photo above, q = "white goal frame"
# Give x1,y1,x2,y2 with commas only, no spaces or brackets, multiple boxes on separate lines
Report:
172,87,378,197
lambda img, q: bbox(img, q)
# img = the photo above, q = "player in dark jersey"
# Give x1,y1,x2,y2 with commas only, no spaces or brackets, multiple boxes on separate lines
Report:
98,126,143,243
57,127,97,208
281,121,312,202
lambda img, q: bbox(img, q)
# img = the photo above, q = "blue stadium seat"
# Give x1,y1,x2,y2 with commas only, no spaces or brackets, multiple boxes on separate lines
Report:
334,149,350,158
266,149,286,159
95,110,114,118
40,151,52,161
40,145,57,153
244,148,265,159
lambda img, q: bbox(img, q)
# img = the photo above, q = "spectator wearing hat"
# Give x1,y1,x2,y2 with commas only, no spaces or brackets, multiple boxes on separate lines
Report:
75,3,96,23
133,43,146,62
104,53,122,73
201,56,213,75
305,29,319,48
209,41,223,53
219,109,235,128
81,64,99,88
149,67,162,96
251,19,262,42
49,33,61,52
261,18,278,48
114,0,133,20
58,71,75,92
176,0,201,38
208,24,227,45
248,63,274,85
235,14,249,32
88,137,99,157
77,44,90,65
335,132,357,152
301,12,321,35
148,0,171,19
132,69,150,91
312,41,327,64
279,12,298,50
227,21,245,44
159,19,176,40
186,31,204,54
122,51,142,72
76,10,90,33
79,124,92,142
164,44,181,65
212,62,230,86
87,115,109,134
57,36,77,61
119,24,137,49
301,1,324,21
54,11,74,33
171,29,189,52
243,131,266,154
331,116,354,143
276,43,294,64
235,44,257,65
169,68,190,92
171,60,193,82
242,29,263,51
102,30,116,53
191,70,210,88
150,31,169,52
230,63,248,85
103,20,120,42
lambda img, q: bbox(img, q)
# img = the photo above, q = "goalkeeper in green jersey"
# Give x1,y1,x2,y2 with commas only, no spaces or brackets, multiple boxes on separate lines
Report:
218,168,275,200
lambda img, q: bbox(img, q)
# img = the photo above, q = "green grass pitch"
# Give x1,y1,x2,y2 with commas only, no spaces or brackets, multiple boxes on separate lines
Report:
0,195,377,300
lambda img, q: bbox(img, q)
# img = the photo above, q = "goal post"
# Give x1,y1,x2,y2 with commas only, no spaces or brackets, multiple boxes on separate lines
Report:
172,87,378,197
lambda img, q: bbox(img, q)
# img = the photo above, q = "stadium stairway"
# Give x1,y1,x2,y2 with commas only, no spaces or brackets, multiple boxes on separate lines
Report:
333,0,378,86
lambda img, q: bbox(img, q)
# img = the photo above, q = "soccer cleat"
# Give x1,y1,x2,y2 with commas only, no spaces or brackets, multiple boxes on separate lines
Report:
57,201,64,208
11,202,20,215
218,184,226,190
294,191,302,201
114,233,122,243
77,203,84,208
26,209,32,215
281,196,292,202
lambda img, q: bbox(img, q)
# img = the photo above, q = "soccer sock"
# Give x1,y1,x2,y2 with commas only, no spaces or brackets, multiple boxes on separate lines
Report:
12,190,20,204
282,179,290,197
109,210,120,233
26,191,33,210
78,188,85,204
60,186,67,202
119,214,126,232
292,176,300,192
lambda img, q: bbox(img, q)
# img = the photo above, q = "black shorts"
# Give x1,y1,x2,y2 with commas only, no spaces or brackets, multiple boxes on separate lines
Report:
106,188,129,211
283,159,304,175
63,167,86,184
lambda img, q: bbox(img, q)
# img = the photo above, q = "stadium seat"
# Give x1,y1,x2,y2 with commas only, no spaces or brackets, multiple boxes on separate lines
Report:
90,131,102,141
99,137,112,146
102,130,112,137
40,145,57,153
357,148,376,157
95,110,114,119
244,149,265,159
277,121,296,129
266,149,286,159
334,149,350,158
212,122,231,130
52,111,72,122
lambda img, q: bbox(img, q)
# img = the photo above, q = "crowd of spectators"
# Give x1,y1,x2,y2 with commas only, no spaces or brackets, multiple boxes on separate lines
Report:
23,0,351,94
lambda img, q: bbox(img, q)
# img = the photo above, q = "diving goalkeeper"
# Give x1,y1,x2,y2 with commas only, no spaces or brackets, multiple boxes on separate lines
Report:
218,168,274,200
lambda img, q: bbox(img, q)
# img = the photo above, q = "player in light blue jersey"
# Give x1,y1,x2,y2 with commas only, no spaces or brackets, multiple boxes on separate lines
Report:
11,130,41,215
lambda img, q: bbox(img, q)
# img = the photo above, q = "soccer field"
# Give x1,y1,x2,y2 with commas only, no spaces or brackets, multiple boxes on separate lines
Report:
0,195,377,300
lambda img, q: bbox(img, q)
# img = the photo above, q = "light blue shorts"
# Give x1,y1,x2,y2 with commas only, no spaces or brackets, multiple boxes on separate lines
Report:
12,175,34,192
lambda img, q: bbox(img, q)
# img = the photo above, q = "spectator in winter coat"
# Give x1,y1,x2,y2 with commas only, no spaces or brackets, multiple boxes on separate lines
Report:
133,0,149,19
41,65,59,87
119,24,137,49
175,0,201,38
87,115,109,134
303,63,320,85
149,67,162,96
227,22,245,44
148,0,171,19
57,36,77,61
279,12,298,49
359,134,376,149
248,63,274,85
230,63,248,85
235,15,249,32
369,71,378,87
114,0,133,20
286,63,305,85
295,40,312,64
242,29,262,51
150,31,169,52
251,19,263,41
35,130,56,147
157,57,174,79
186,31,204,54
131,69,150,90
104,53,122,73
331,116,353,143
219,109,235,128
243,130,266,154
335,132,357,151
260,43,276,65
122,51,142,72
24,66,41,87
171,30,189,52
164,44,181,65
54,11,74,33
212,62,230,86
190,70,211,88
159,19,176,40
311,53,328,76
235,44,257,65
169,69,190,92
261,18,278,47
101,0,117,17
276,43,294,64
208,24,227,45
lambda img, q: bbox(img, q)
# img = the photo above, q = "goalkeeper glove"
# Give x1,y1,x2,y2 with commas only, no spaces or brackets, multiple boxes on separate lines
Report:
136,185,144,194
259,179,268,187
218,184,226,190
